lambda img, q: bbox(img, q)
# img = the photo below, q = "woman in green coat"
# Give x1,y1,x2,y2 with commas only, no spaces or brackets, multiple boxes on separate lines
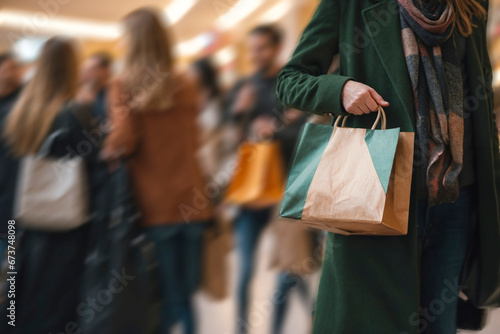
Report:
276,0,500,333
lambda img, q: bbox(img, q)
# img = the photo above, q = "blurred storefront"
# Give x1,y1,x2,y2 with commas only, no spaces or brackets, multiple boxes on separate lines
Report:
0,0,319,89
1,0,499,93
490,0,500,116
1,1,500,334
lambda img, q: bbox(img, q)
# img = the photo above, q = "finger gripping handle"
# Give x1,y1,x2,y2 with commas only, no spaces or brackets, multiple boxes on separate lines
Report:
334,106,386,130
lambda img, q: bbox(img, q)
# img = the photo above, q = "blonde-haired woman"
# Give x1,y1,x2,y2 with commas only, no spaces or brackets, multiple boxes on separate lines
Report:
277,0,499,333
102,8,211,334
2,37,98,333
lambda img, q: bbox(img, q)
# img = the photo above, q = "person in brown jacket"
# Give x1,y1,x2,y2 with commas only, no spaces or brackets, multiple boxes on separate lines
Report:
101,8,211,334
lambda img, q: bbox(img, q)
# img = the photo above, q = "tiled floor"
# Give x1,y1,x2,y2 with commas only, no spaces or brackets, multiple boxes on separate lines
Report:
193,226,500,334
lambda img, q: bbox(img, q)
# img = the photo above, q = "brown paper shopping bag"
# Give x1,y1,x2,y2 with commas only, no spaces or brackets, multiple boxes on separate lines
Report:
201,218,232,300
225,141,285,208
280,107,414,236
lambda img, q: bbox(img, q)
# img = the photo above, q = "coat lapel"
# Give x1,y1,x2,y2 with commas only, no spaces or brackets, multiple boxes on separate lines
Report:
362,0,415,127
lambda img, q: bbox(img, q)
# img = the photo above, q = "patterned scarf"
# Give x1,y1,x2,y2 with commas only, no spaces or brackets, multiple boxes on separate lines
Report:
398,0,464,205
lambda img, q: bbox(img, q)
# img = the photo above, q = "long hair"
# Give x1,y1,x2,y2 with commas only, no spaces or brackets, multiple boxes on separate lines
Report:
192,58,221,99
120,7,174,111
447,0,487,37
3,36,79,157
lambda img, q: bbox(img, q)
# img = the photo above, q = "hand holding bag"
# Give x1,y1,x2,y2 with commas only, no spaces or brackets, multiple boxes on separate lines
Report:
280,107,414,236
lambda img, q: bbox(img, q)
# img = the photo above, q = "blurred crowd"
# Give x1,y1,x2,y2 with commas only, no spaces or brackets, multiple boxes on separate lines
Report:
0,7,325,334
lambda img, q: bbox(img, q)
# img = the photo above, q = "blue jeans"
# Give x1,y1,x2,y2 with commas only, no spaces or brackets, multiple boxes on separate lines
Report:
235,207,273,334
146,223,206,334
418,186,474,334
272,272,310,334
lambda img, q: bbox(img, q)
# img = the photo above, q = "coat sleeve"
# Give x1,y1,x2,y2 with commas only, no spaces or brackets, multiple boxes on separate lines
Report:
483,0,495,119
276,0,354,116
103,80,142,158
482,1,500,177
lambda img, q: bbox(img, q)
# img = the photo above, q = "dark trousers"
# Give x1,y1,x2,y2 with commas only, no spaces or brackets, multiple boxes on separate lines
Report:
234,207,273,334
272,272,310,334
418,186,474,334
5,224,90,334
146,222,206,334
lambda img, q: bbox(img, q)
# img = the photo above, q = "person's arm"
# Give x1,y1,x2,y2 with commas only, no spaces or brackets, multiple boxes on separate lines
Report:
479,0,497,143
276,0,352,116
276,0,388,116
101,80,141,161
482,1,499,157
232,82,256,117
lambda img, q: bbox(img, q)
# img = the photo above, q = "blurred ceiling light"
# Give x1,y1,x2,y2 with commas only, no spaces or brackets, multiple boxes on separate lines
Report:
176,33,214,57
216,0,265,29
260,1,293,23
165,0,196,24
0,10,119,40
13,37,47,63
213,46,236,66
494,69,500,88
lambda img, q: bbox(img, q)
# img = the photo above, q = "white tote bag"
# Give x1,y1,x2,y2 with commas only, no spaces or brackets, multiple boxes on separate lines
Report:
14,130,89,231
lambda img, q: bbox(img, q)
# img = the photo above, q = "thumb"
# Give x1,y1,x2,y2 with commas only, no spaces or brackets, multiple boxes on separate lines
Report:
369,88,389,107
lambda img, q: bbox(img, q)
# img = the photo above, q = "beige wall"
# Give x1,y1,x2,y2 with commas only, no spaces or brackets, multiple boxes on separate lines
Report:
80,39,120,60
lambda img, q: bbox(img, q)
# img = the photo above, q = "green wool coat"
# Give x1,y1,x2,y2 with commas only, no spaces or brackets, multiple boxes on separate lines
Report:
276,0,500,333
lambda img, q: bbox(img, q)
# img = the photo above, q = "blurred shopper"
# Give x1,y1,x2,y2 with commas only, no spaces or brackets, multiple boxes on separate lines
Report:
277,0,499,333
79,52,114,217
0,53,22,265
225,24,287,334
190,58,234,302
80,51,112,123
192,58,228,190
269,108,317,334
101,8,212,334
226,25,285,142
1,37,98,333
270,226,323,334
192,58,223,143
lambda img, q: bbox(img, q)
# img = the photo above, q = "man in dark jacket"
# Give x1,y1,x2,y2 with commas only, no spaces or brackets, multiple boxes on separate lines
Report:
226,24,311,334
0,53,22,265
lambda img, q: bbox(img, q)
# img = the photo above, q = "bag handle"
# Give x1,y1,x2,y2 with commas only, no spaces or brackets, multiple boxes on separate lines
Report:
334,106,387,130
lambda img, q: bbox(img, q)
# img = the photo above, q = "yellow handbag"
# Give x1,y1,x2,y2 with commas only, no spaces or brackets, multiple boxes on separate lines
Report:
224,141,285,208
